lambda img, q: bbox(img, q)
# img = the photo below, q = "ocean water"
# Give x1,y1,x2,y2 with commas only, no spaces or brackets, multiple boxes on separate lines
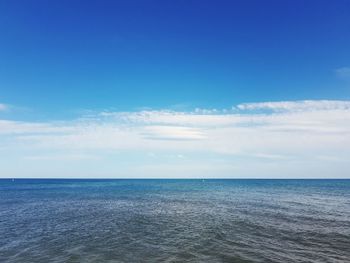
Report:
0,179,349,263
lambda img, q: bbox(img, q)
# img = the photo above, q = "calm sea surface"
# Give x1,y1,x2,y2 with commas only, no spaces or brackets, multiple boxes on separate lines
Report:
0,179,349,262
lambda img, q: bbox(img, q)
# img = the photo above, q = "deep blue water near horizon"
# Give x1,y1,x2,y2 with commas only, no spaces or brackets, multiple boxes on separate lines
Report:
0,179,349,263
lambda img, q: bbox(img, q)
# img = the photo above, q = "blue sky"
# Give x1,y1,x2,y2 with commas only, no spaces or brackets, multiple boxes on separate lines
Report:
0,1,350,178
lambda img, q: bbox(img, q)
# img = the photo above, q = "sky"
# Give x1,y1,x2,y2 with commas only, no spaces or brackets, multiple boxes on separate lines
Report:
0,0,350,178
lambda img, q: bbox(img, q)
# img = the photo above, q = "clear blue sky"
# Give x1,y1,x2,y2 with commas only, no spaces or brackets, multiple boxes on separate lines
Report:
1,0,350,117
1,1,350,178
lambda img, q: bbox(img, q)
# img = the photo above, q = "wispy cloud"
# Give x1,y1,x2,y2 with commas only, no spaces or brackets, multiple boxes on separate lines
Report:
142,126,206,140
236,100,350,112
1,100,350,178
0,104,8,111
335,67,350,80
24,153,100,161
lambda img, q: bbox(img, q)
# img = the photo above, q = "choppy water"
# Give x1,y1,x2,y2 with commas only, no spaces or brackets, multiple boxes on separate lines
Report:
0,179,349,262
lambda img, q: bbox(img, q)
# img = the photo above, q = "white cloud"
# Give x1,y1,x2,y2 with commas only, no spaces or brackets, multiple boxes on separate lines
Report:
236,100,350,112
0,104,8,111
24,153,100,161
1,100,350,178
335,67,350,80
0,120,73,134
142,126,206,140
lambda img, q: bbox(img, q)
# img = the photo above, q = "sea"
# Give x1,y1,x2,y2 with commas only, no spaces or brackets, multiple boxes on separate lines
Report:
0,179,349,262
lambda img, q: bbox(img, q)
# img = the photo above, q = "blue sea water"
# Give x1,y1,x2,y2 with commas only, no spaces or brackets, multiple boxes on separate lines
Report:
0,179,349,263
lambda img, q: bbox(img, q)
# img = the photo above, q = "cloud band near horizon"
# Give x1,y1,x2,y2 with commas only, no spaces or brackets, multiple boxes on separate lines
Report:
0,100,349,178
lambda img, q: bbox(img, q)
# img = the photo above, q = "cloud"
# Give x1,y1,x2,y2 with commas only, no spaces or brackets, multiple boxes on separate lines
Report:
142,126,206,140
0,120,73,134
236,100,350,112
0,104,8,111
23,153,100,161
335,67,350,80
1,100,350,178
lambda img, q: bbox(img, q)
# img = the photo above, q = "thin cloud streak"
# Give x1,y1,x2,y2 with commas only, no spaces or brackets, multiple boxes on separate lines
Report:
236,100,350,112
335,67,350,80
0,104,8,111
